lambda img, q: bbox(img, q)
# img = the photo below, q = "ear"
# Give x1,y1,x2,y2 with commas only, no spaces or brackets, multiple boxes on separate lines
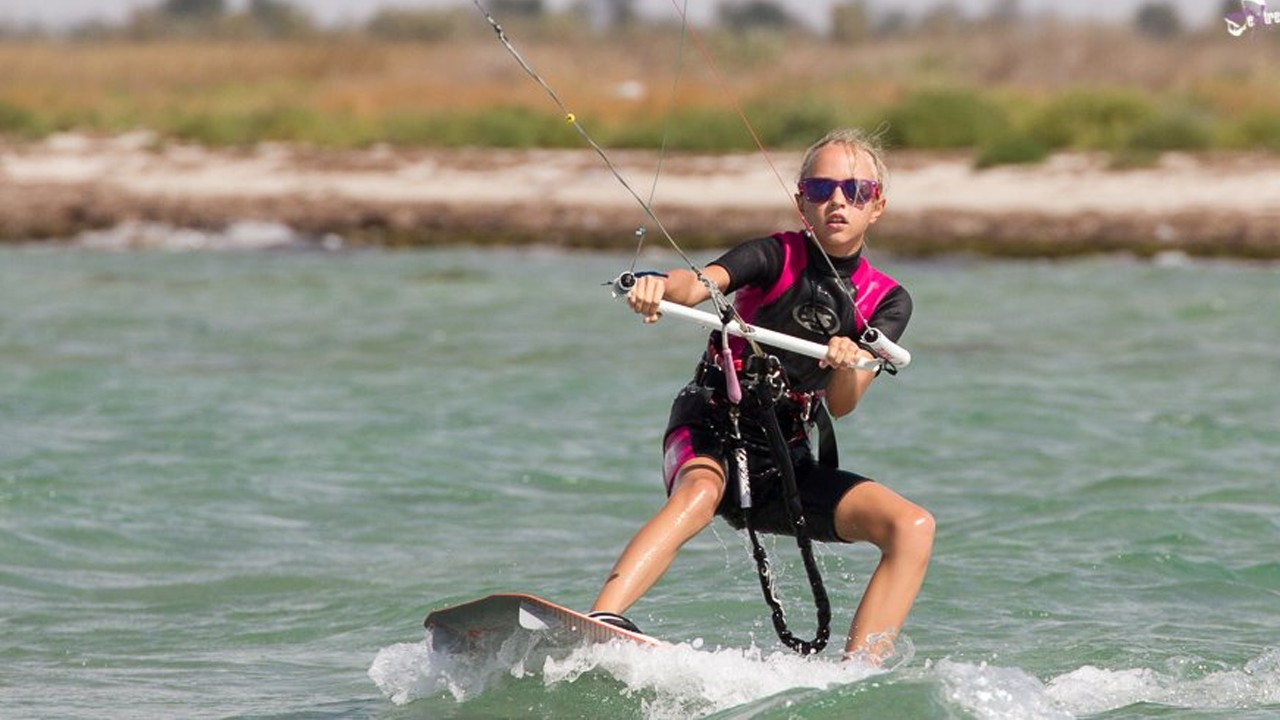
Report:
795,192,806,214
866,197,887,225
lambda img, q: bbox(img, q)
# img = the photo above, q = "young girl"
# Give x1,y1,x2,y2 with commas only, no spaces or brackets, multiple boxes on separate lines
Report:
589,128,934,661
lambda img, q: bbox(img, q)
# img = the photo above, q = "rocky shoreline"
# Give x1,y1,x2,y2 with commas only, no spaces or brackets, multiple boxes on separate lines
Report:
3,134,1279,258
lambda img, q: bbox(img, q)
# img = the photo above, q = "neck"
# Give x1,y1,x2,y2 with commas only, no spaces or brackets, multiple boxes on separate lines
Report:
820,235,865,259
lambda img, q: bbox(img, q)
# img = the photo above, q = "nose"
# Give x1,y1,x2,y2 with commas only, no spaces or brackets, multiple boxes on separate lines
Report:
829,184,851,207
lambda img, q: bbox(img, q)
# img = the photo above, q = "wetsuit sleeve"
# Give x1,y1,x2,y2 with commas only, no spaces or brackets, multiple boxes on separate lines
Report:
869,286,913,343
706,236,782,295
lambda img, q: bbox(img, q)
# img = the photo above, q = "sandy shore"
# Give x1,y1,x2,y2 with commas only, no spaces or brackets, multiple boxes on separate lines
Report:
3,132,1279,258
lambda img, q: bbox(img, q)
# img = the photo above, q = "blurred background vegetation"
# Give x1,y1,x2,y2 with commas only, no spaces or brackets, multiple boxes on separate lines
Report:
1,0,1278,167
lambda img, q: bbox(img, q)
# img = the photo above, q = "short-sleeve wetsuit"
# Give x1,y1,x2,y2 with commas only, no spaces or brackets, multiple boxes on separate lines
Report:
660,231,912,542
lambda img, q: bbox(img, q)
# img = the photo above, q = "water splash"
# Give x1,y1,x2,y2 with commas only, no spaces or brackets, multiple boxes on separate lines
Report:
545,640,882,719
368,629,551,705
369,631,884,717
935,658,1074,719
1045,648,1280,716
929,648,1280,719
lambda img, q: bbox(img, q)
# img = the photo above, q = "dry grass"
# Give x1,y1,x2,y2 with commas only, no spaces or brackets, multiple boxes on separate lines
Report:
1,23,1278,150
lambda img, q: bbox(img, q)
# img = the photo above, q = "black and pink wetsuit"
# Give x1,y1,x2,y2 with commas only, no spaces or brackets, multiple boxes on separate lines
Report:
661,231,912,542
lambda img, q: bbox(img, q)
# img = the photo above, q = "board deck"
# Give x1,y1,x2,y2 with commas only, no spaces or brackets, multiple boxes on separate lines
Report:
424,593,659,655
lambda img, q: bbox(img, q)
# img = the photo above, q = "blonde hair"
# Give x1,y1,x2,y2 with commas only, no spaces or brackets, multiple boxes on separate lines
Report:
797,127,890,192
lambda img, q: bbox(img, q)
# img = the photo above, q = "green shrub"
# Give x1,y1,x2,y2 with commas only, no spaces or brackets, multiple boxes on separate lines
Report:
973,133,1050,169
468,106,582,148
645,108,755,152
164,110,259,145
748,98,844,148
248,104,324,142
1225,109,1280,151
1027,88,1154,150
1125,110,1211,152
881,89,1009,149
0,100,50,138
162,104,353,146
597,118,664,149
393,107,580,149
380,112,445,146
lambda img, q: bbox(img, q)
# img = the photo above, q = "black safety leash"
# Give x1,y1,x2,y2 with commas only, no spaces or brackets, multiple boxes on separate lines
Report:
737,355,832,655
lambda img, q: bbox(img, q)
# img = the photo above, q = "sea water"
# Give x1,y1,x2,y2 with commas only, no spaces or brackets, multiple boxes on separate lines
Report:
2,234,1278,719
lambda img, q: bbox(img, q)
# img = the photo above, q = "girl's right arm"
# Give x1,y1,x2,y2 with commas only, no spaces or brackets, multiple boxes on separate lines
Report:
628,266,731,323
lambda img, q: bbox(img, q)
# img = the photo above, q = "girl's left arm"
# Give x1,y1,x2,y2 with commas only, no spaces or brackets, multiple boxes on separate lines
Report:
822,338,878,418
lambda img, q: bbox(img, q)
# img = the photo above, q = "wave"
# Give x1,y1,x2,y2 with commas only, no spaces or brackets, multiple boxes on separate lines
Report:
1042,649,1280,716
369,632,1280,719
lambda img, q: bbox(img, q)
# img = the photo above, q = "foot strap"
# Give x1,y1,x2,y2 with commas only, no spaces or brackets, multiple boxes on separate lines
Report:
586,611,643,634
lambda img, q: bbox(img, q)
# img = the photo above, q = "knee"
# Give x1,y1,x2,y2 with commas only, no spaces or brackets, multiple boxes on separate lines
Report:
887,507,935,565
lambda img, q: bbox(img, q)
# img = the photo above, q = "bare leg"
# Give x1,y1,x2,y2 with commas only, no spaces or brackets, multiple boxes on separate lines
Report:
591,458,725,614
833,482,935,659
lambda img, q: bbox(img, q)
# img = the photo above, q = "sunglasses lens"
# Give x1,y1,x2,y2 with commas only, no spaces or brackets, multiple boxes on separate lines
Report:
848,179,870,205
800,179,837,203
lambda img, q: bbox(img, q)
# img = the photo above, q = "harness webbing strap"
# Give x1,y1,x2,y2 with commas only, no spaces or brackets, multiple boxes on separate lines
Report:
812,402,839,469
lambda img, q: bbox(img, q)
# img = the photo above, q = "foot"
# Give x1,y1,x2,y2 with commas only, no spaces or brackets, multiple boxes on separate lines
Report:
586,611,643,634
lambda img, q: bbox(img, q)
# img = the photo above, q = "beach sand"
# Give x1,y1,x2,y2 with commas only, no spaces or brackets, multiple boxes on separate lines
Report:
3,132,1278,258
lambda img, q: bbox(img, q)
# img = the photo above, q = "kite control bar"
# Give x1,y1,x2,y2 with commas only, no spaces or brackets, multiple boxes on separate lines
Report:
609,272,911,372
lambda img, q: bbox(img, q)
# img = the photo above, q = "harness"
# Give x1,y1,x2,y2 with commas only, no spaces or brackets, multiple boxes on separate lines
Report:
698,346,839,468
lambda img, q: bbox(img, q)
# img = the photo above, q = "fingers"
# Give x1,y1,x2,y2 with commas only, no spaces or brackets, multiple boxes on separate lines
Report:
627,275,666,323
820,336,873,370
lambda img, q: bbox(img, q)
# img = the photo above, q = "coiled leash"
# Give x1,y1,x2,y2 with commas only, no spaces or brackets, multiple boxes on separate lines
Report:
726,350,832,655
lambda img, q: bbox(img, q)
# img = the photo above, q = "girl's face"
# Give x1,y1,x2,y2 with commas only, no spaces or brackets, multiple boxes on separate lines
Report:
795,143,886,257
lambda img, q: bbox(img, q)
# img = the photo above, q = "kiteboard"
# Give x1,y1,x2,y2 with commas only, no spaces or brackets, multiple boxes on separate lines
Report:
424,593,659,656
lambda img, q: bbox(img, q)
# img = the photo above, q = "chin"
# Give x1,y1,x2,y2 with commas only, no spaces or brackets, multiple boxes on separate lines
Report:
818,234,862,252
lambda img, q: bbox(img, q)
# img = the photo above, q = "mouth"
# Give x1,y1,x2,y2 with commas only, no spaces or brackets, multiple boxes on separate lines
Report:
824,213,849,228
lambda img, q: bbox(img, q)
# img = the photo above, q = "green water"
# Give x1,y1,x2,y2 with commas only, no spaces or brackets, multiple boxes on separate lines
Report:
2,245,1278,719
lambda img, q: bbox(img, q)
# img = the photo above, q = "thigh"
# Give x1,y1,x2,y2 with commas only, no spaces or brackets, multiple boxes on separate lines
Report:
726,459,871,542
663,423,727,494
670,456,727,500
653,456,726,538
833,481,929,545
